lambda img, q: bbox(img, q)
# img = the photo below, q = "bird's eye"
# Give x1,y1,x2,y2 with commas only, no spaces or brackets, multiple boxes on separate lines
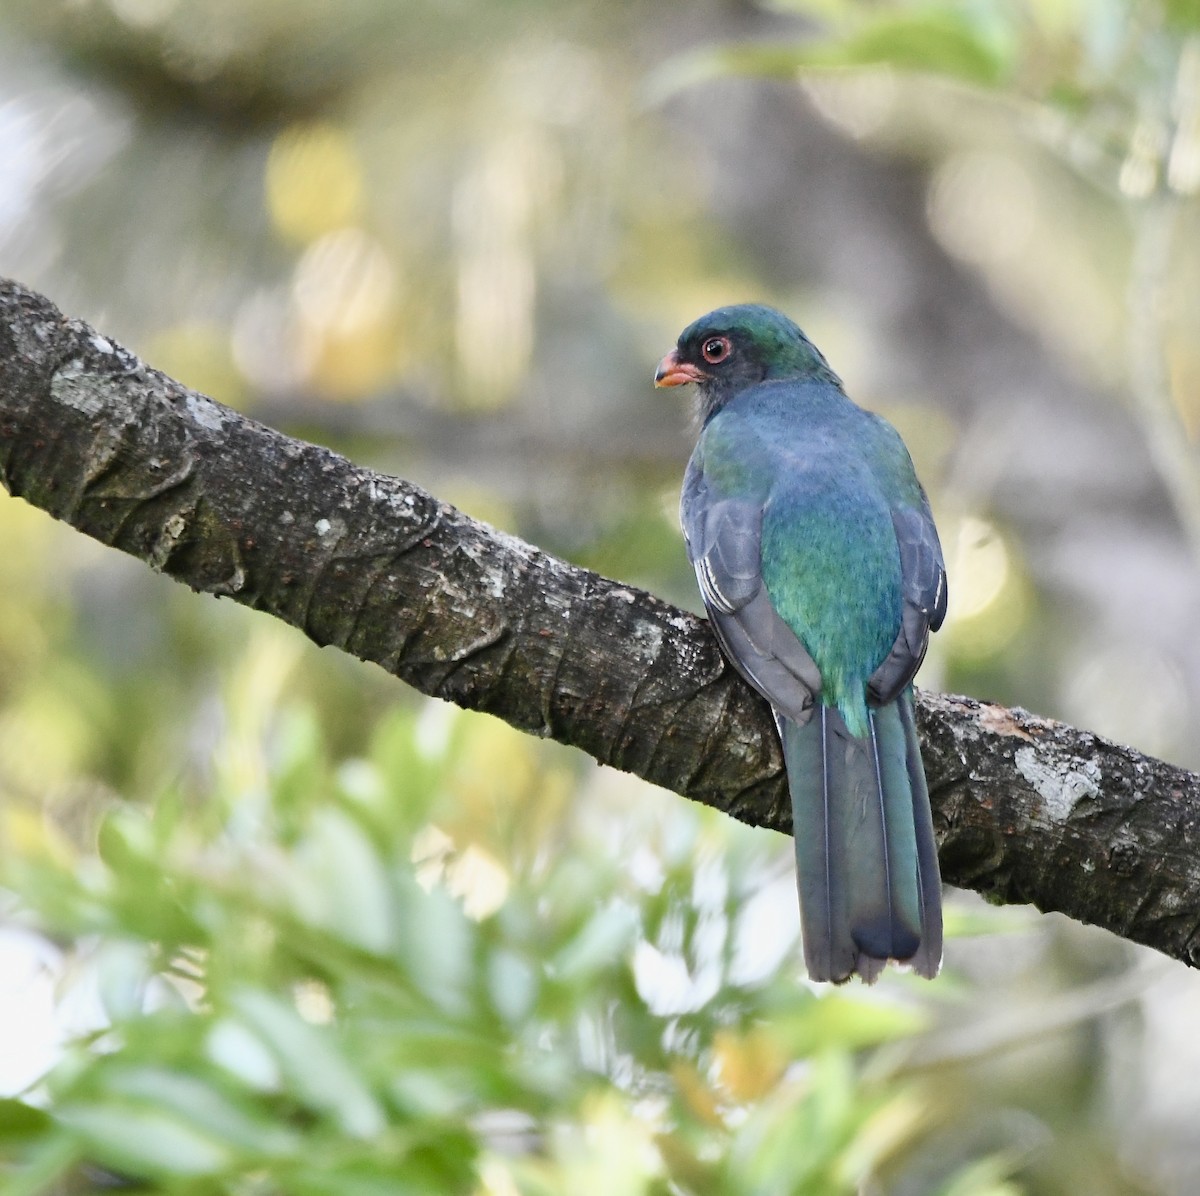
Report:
701,336,731,364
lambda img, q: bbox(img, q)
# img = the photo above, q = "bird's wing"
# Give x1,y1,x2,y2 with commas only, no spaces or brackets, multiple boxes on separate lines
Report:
867,494,948,706
682,459,821,724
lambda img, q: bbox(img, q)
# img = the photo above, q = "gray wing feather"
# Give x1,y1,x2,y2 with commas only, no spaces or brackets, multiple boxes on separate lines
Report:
690,498,761,614
867,498,947,706
682,461,821,724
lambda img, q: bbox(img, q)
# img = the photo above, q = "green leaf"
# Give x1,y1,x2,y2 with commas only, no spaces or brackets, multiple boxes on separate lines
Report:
775,992,927,1057
821,10,1011,83
57,1102,234,1178
1164,0,1200,28
936,1152,1024,1196
283,1165,436,1196
487,947,539,1025
648,8,1012,103
0,1098,53,1141
206,1017,282,1091
96,807,156,878
104,1065,301,1156
387,1069,469,1119
550,900,639,983
230,989,386,1139
397,879,473,1015
288,805,399,955
0,1133,80,1196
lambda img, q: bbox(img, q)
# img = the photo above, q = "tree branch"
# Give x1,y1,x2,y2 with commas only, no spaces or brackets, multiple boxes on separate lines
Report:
3,277,1199,968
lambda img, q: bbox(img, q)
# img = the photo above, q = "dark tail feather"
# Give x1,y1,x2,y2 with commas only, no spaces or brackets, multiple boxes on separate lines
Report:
779,694,942,983
778,706,852,983
897,692,943,978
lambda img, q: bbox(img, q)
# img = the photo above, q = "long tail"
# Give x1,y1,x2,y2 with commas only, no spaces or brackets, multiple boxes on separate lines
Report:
778,691,942,984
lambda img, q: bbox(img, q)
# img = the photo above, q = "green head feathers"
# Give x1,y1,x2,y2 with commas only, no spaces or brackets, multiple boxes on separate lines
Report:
662,304,842,419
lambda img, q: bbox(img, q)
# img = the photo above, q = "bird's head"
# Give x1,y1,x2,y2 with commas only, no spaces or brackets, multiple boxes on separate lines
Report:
654,303,840,419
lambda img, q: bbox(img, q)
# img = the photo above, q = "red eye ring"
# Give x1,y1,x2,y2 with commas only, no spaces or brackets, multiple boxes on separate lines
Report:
701,336,731,364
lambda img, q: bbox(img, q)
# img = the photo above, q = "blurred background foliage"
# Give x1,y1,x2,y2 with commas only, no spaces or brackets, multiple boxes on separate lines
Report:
1,0,1199,1192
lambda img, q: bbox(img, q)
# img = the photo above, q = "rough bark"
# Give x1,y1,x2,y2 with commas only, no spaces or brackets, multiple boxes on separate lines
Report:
3,276,1199,968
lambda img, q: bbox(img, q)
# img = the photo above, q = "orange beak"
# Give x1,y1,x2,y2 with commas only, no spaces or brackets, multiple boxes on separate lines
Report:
654,349,706,388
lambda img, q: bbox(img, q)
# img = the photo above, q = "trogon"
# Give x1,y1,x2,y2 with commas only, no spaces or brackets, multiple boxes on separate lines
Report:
656,304,947,983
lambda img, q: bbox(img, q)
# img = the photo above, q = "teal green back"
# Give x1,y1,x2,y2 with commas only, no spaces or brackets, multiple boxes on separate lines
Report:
698,381,915,735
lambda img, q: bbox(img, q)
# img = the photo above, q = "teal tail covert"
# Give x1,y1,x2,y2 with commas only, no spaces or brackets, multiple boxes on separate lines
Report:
656,304,946,983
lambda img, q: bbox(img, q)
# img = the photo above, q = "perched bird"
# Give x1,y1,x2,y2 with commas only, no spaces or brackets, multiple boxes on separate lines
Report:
656,304,947,983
